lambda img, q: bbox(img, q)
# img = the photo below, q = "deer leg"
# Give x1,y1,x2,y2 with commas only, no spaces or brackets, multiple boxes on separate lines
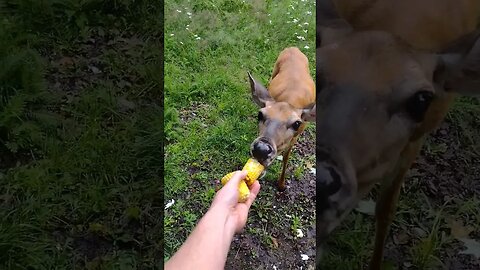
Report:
277,123,308,191
369,139,424,270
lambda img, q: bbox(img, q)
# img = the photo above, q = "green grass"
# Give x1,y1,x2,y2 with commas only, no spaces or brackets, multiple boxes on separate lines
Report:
1,0,162,268
164,0,316,262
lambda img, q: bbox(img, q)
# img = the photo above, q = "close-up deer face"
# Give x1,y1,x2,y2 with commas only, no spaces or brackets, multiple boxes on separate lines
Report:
247,68,315,168
317,30,444,198
316,0,480,266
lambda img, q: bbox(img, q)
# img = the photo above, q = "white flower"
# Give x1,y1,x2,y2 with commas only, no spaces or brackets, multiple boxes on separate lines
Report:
296,229,304,238
180,41,184,45
187,12,192,16
309,167,315,175
269,20,272,24
170,33,174,36
165,199,175,209
306,11,312,15
276,156,283,161
297,36,305,40
176,9,182,13
196,36,201,40
301,254,309,261
303,29,308,33
293,18,299,23
304,45,310,49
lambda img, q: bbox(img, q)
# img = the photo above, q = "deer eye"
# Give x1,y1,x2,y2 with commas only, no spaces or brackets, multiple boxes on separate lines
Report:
291,120,302,131
406,90,434,122
257,111,265,122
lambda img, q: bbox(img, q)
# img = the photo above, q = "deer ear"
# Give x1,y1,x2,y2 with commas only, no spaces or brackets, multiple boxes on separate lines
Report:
248,71,272,107
301,103,316,122
317,0,352,47
434,31,480,96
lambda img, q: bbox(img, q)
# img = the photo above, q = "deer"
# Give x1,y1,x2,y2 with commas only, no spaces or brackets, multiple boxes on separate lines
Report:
247,47,316,192
316,0,480,269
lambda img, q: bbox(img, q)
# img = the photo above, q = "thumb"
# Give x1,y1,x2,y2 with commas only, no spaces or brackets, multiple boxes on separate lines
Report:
224,170,247,189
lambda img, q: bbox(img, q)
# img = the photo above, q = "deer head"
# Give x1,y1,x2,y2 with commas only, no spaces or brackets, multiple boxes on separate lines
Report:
247,71,315,167
316,2,480,243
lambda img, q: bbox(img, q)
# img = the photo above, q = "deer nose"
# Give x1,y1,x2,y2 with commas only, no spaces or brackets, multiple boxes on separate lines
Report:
317,165,342,196
252,140,273,161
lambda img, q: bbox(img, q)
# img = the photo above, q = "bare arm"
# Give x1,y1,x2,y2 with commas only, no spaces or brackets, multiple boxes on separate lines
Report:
165,171,261,270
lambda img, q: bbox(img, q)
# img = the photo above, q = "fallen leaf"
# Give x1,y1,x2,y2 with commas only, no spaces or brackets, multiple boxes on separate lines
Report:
458,238,480,259
355,199,376,216
89,65,101,74
301,254,309,261
271,237,279,249
447,218,474,240
413,227,427,238
393,231,410,245
117,97,136,111
305,161,314,169
58,57,74,69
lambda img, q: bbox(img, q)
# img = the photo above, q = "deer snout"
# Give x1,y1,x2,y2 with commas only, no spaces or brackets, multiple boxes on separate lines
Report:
316,147,358,246
250,137,275,165
317,166,342,196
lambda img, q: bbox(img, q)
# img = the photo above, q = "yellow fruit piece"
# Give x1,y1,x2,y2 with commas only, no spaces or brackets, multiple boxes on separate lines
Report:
242,158,264,186
221,172,250,203
221,172,235,186
237,180,250,203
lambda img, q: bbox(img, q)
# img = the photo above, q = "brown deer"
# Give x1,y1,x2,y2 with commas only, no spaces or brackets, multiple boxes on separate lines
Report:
316,0,480,268
248,47,316,191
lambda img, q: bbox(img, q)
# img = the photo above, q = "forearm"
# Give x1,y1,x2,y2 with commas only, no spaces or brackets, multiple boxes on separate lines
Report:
165,205,235,270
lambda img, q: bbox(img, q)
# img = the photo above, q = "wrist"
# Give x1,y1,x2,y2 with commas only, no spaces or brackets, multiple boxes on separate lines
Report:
206,204,236,237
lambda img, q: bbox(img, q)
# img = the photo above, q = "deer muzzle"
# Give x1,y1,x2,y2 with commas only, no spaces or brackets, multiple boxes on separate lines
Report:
250,137,276,166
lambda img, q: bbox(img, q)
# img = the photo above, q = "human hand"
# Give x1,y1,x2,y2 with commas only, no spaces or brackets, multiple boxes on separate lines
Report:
211,170,261,234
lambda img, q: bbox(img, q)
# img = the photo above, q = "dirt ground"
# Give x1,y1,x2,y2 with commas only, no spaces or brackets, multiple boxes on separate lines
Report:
383,114,480,269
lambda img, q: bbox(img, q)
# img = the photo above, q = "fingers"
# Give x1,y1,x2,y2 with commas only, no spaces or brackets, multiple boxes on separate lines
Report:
224,170,247,189
244,180,261,208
